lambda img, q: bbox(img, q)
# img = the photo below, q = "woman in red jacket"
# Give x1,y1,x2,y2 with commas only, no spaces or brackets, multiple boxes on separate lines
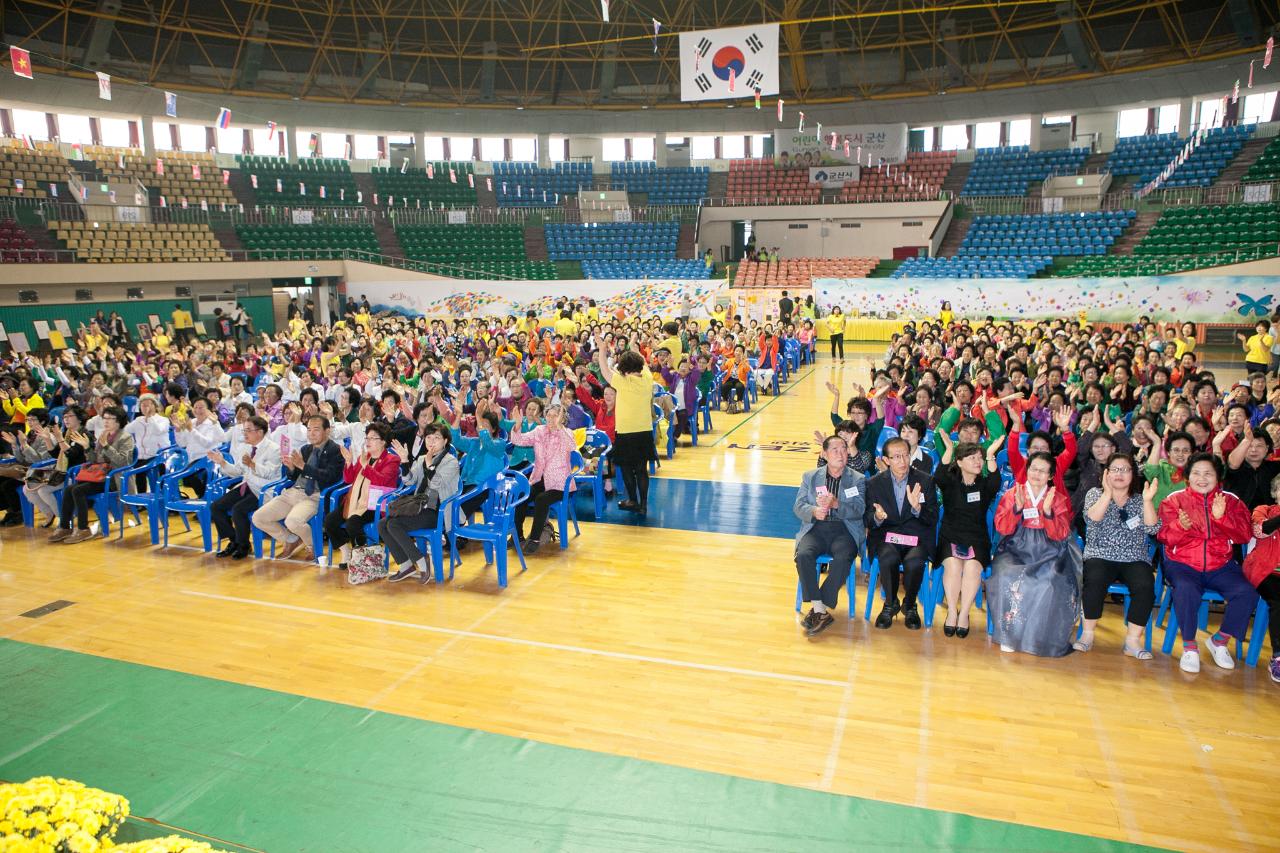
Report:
1157,452,1258,674
323,421,401,568
1242,475,1280,683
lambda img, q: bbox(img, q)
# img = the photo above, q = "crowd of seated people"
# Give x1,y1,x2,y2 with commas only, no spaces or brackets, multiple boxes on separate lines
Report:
797,311,1280,683
0,294,813,581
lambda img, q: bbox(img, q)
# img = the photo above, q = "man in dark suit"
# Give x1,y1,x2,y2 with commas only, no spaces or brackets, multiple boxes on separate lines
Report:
864,437,939,630
251,414,345,561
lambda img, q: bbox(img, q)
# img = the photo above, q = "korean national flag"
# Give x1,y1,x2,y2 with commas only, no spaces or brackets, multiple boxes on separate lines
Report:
679,23,779,102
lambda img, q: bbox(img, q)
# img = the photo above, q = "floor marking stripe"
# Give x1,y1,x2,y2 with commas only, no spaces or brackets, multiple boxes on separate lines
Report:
181,590,848,688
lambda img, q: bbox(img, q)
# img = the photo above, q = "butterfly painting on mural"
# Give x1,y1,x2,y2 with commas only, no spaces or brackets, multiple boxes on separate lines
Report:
1236,293,1274,317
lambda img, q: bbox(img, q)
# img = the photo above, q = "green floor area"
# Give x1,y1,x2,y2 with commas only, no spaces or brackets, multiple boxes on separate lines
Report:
0,639,1165,852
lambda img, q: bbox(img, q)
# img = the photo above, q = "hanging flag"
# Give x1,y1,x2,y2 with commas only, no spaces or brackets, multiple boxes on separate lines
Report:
319,186,327,199
415,199,420,209
815,121,822,141
117,153,125,169
1248,60,1255,89
299,182,306,195
200,199,208,211
653,18,661,54
192,163,202,180
276,178,283,192
181,197,188,209
502,182,507,194
10,46,33,79
250,174,258,188
267,120,277,140
216,107,232,129
829,132,837,151
450,169,457,184
1232,79,1240,104
164,91,177,117
754,88,761,109
48,182,57,198
486,177,492,192
20,134,34,151
96,71,111,100
777,99,784,122
308,133,319,154
155,158,164,175
387,195,394,206
600,0,609,22
108,189,116,203
468,172,474,188
159,195,167,208
426,164,434,179
679,24,780,102
221,169,230,184
798,111,804,132
71,142,83,160
80,185,88,200
339,188,345,200
13,179,23,194
357,191,363,203
401,157,408,174
1266,36,1274,69
239,203,245,213
843,137,851,158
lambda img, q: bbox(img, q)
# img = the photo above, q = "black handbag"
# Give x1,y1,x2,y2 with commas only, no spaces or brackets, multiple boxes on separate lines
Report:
388,451,445,517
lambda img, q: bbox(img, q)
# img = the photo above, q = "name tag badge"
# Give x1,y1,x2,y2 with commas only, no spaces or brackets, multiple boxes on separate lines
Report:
844,486,859,498
966,491,981,503
1022,507,1040,521
1126,516,1143,530
885,531,920,547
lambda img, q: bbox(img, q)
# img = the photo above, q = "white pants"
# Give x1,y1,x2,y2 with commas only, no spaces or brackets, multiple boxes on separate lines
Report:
251,487,320,545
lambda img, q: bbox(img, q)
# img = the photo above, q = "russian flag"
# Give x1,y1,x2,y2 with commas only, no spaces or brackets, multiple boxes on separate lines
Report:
216,107,232,129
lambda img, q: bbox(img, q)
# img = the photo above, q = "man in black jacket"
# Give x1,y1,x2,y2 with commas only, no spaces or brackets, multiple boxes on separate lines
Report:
251,414,345,561
864,437,939,629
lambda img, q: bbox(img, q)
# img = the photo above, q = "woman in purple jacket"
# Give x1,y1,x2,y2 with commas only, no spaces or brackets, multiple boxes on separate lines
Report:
660,356,703,446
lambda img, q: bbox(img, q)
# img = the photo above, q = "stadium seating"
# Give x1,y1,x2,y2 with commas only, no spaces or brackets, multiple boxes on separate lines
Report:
1243,136,1280,183
545,221,678,260
891,255,1053,279
733,257,878,287
91,147,235,207
51,220,226,262
580,259,708,279
0,139,66,198
371,162,477,207
725,159,821,204
493,162,592,206
0,218,55,262
234,223,378,259
1057,249,1274,277
609,162,709,204
961,146,1090,196
234,156,360,205
395,223,556,279
1106,125,1255,187
956,210,1135,258
838,151,954,202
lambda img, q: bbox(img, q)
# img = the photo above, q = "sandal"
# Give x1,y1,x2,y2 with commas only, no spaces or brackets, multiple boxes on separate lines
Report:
1072,636,1094,653
1123,644,1153,661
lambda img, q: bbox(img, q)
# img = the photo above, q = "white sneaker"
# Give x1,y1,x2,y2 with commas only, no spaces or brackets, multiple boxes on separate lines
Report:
1204,638,1236,670
1000,644,1015,653
1179,649,1201,673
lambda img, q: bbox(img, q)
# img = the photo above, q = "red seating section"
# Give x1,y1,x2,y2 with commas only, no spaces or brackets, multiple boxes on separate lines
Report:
838,151,955,202
726,160,821,204
733,256,878,287
0,219,54,263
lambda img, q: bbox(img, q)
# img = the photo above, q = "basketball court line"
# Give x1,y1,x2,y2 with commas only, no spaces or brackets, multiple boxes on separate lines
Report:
180,589,850,688
709,363,818,447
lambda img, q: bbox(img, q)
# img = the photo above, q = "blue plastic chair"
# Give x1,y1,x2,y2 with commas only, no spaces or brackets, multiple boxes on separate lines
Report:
574,430,611,520
18,459,57,527
1161,588,1248,659
248,477,296,558
698,389,714,436
794,554,857,615
449,470,532,587
406,481,465,583
875,426,899,455
325,480,410,566
85,460,137,538
549,451,585,549
160,459,232,552
117,447,187,544
864,553,934,623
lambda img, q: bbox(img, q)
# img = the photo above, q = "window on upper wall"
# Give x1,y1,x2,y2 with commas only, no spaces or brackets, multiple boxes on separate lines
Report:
1007,119,1031,147
912,126,935,151
321,132,348,158
750,134,770,157
510,137,536,162
12,109,49,140
420,136,444,159
294,129,313,156
1156,103,1180,134
152,120,173,150
178,123,206,152
479,137,505,161
689,135,716,159
1043,114,1072,125
250,126,281,156
100,118,131,148
939,124,969,151
449,136,475,160
215,127,243,154
973,121,1001,148
1196,98,1225,129
665,135,688,145
56,114,92,144
1116,108,1148,139
353,133,379,160
601,138,627,161
631,136,655,160
1242,91,1277,125
547,136,568,161
720,135,746,159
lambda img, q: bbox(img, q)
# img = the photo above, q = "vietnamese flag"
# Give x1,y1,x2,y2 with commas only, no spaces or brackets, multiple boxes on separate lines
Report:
10,46,33,79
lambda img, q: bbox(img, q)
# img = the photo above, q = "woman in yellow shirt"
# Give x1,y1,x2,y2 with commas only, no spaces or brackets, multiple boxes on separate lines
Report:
1239,319,1274,374
939,300,953,327
598,341,657,516
151,326,172,351
2,378,45,431
827,306,846,362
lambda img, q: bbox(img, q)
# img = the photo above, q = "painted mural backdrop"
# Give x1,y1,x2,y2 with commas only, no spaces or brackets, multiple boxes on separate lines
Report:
356,279,727,320
814,276,1280,324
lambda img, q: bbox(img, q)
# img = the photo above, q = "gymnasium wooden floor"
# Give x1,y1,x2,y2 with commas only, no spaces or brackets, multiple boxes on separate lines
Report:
2,344,1277,852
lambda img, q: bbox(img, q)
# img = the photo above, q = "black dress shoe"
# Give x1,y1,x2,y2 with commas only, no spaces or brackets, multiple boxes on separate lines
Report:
874,606,895,629
806,612,835,636
903,605,921,630
522,536,540,555
2,514,24,526
216,544,237,557
956,625,971,639
230,544,250,560
943,621,958,638
800,609,820,632
618,499,639,512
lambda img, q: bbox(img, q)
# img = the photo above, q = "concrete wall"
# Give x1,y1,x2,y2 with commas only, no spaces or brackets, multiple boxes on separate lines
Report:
697,201,949,260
